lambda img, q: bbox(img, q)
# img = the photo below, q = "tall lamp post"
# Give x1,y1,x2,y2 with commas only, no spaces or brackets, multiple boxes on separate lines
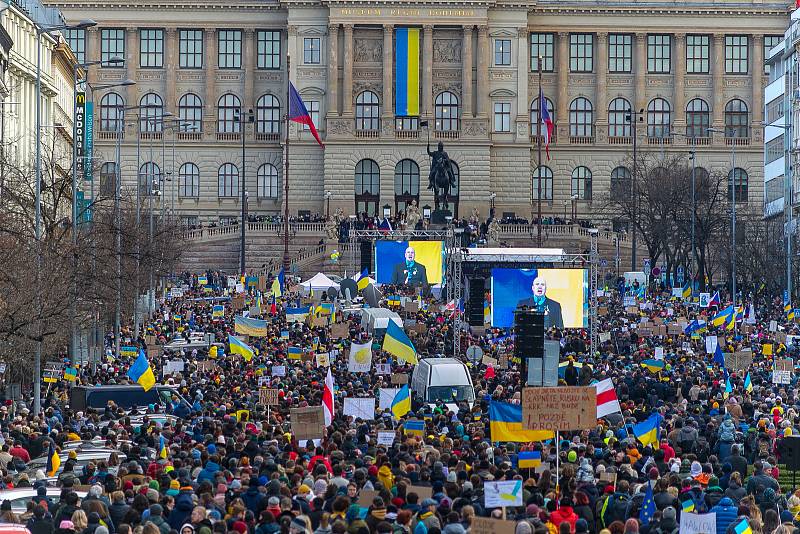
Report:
624,108,644,272
235,107,254,276
670,131,698,289
708,126,738,308
34,17,96,415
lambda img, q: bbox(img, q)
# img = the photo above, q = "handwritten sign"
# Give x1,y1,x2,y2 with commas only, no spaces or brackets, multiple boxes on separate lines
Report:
290,406,325,441
725,351,753,371
679,511,716,534
377,431,395,446
343,397,375,420
773,358,793,385
271,365,286,377
259,388,279,406
471,518,516,534
484,480,523,508
522,386,595,431
391,373,408,385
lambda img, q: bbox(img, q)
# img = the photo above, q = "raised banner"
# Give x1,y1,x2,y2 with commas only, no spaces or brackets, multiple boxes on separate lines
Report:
522,386,595,431
395,27,420,116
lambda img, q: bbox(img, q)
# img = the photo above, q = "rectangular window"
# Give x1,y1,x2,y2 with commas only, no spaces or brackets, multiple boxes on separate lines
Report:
530,33,554,72
179,30,203,68
100,29,125,67
303,100,320,130
725,35,748,74
64,29,85,64
303,37,321,64
218,30,242,69
257,30,281,69
608,34,632,73
182,215,199,228
766,176,784,204
647,34,671,73
494,38,511,66
765,35,783,74
139,29,164,68
569,33,593,73
493,102,511,132
686,35,710,74
766,96,784,124
766,134,784,165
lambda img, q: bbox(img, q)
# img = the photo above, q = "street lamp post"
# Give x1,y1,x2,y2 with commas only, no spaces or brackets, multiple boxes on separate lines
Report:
324,191,332,219
625,108,644,272
670,131,698,289
235,108,254,276
34,18,96,415
709,126,738,308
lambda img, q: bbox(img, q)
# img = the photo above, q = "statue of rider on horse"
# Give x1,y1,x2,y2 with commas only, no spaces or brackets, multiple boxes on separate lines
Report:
427,141,457,213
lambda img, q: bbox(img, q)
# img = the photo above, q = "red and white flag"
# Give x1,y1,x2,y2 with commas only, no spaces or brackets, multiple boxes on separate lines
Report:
322,368,334,426
596,378,621,418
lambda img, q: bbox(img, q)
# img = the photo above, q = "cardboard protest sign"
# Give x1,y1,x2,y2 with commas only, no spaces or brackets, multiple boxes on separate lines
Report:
259,388,279,406
290,406,325,441
773,358,793,385
471,518,516,534
725,350,753,371
391,373,408,385
522,387,595,431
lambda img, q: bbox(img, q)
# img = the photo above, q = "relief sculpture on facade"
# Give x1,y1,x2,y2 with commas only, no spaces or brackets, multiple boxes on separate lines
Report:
433,39,462,64
354,38,383,63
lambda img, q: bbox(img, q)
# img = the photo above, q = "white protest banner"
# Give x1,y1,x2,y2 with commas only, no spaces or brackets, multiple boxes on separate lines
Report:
773,358,793,385
599,332,611,343
654,347,664,360
484,480,523,508
682,341,692,352
375,363,391,375
679,511,716,534
377,431,395,446
706,336,718,355
164,360,185,374
316,353,330,367
699,293,710,308
271,365,286,377
770,320,778,332
343,397,375,420
379,388,400,410
348,341,373,373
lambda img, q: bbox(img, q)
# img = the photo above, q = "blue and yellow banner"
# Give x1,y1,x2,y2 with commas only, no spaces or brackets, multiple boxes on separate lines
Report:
234,315,269,337
395,28,420,117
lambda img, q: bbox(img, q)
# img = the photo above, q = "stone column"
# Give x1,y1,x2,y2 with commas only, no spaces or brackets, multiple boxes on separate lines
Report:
556,32,568,139
752,33,764,131
673,33,686,131
342,24,354,116
462,25,474,118
477,25,489,117
595,32,608,141
634,32,646,115
712,33,725,130
126,27,139,98
165,28,177,115
382,25,393,122
87,28,99,82
243,29,255,110
515,27,529,140
422,25,433,118
205,28,217,121
327,24,339,116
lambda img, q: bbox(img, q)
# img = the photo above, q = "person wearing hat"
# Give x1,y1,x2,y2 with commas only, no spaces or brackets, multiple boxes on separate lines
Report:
26,504,53,534
148,505,171,534
410,499,440,534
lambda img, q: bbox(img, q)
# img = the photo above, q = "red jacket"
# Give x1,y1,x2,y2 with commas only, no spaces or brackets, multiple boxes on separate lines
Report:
549,506,578,534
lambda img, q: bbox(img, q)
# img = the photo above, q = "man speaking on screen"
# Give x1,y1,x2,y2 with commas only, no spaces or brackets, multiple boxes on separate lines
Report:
516,276,564,329
391,246,428,286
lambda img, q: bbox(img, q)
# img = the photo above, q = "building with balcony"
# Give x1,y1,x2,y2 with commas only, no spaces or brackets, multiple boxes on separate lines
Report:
48,0,787,227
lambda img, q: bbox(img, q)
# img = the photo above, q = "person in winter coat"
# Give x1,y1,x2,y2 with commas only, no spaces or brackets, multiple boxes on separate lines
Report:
365,498,388,534
650,507,678,534
710,497,739,534
27,505,54,534
718,415,737,462
441,512,465,534
410,500,440,534
147,505,171,534
257,511,281,534
197,457,221,485
377,464,394,491
107,493,129,530
548,498,578,533
242,479,266,516
724,473,746,503
571,492,594,534
168,488,196,530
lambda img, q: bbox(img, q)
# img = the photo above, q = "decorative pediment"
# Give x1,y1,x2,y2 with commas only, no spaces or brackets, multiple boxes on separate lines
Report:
299,86,326,97
489,88,516,98
299,27,326,36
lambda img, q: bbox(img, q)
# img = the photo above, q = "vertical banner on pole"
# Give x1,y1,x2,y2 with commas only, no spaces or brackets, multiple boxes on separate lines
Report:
75,92,86,181
84,101,94,184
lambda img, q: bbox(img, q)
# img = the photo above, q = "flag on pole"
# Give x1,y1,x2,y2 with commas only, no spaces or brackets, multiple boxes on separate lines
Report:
271,268,284,298
538,87,553,160
390,384,411,419
744,372,753,393
289,82,324,147
228,334,256,362
709,291,720,306
323,368,334,426
382,321,418,364
159,435,168,459
46,442,60,477
632,412,662,448
127,349,156,391
595,378,622,418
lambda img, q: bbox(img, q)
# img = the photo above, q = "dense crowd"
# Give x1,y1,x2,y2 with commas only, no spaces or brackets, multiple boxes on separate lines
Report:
2,272,800,534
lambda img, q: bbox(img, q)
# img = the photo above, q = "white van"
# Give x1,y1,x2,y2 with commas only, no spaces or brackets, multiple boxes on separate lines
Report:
410,358,475,410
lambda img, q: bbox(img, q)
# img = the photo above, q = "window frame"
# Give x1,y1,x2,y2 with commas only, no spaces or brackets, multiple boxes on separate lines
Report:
178,93,203,133
493,101,512,132
569,33,594,73
685,34,710,74
607,97,632,138
355,91,380,131
218,29,243,69
256,94,281,134
571,166,592,200
608,33,632,73
530,33,554,72
257,163,279,199
257,30,281,70
725,35,749,75
100,92,124,132
647,34,671,74
685,98,710,139
64,29,86,64
434,91,460,132
303,37,321,65
532,165,553,201
100,28,125,68
139,28,164,68
494,38,512,66
569,97,594,137
179,29,203,69
646,97,671,138
217,162,240,198
178,162,200,198
217,94,242,133
139,93,164,133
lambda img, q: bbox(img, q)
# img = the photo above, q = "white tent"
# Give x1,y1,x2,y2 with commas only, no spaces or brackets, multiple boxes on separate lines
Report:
300,273,340,295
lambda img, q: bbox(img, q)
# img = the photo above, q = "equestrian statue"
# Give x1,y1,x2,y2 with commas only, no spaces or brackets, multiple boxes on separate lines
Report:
427,141,457,213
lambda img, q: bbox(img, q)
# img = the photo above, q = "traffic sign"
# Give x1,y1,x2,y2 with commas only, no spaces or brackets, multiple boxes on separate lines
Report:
466,345,483,363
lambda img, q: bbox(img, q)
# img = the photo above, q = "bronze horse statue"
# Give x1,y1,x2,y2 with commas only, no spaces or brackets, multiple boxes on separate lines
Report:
427,141,457,212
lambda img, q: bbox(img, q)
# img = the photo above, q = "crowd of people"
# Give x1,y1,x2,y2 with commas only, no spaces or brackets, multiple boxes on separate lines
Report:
3,271,800,534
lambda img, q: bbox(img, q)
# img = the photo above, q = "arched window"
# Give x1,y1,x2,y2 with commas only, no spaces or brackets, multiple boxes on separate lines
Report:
435,92,459,131
685,99,710,139
256,94,280,135
139,162,161,196
394,159,420,213
533,166,553,201
571,166,592,200
99,162,117,196
178,94,203,133
218,163,239,197
139,93,164,132
530,97,554,136
610,166,631,200
607,98,632,138
647,98,671,138
569,97,593,137
100,93,124,132
728,168,748,203
218,94,241,133
355,159,380,216
355,91,380,130
258,163,279,198
178,163,200,198
725,99,749,138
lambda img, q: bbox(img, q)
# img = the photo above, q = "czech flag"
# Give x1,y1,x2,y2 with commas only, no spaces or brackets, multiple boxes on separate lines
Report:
708,291,720,306
538,87,553,160
289,82,323,147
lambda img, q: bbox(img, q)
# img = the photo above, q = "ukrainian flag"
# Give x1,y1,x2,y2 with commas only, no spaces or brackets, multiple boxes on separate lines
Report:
46,442,60,476
640,359,665,373
681,499,695,513
288,346,302,360
63,367,78,382
271,268,285,298
518,451,542,469
228,334,255,362
198,275,208,285
786,301,792,313
733,518,752,534
489,401,555,443
159,435,168,459
356,268,370,291
682,282,691,299
212,304,224,318
127,349,156,391
710,305,735,327
395,27,420,116
234,316,269,337
744,372,753,393
790,309,797,321
391,384,411,419
483,300,491,323
724,371,733,399
404,419,425,437
632,412,662,448
382,321,417,364
387,295,401,307
121,346,138,357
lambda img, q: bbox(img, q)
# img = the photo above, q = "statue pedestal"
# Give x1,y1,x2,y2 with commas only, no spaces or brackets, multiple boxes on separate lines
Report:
431,209,452,225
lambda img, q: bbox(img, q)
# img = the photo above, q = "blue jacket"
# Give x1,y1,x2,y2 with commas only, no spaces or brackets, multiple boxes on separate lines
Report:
168,491,195,530
242,486,264,515
197,461,221,484
710,497,738,534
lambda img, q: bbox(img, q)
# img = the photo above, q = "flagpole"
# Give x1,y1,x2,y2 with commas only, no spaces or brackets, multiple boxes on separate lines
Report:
283,55,291,272
536,56,543,247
